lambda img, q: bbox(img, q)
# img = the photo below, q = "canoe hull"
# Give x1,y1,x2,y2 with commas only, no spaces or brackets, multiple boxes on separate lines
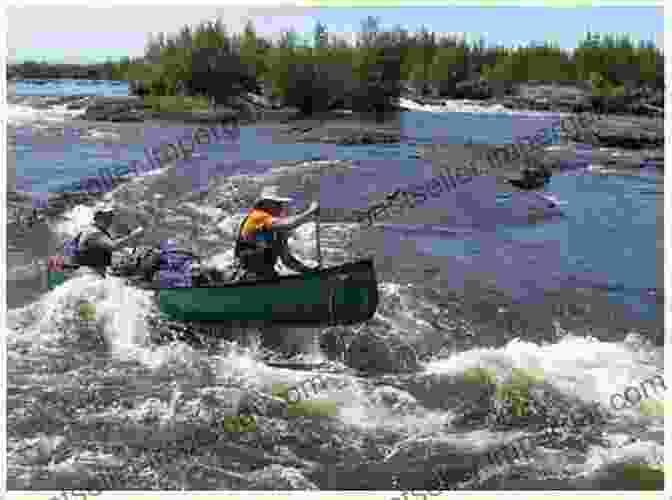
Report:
158,259,379,326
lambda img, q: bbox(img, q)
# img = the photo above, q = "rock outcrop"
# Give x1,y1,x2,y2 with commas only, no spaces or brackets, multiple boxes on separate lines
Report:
295,129,401,145
82,97,146,122
80,96,241,123
497,83,664,118
591,128,664,150
560,114,664,150
454,79,494,100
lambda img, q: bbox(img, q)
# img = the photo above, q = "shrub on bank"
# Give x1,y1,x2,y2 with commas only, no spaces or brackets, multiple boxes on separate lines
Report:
281,60,333,115
91,17,663,120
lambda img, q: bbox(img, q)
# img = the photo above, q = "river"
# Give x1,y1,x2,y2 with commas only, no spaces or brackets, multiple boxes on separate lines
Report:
7,79,664,490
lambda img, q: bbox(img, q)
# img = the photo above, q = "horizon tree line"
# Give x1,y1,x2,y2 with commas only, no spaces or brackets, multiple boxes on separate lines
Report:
10,16,664,115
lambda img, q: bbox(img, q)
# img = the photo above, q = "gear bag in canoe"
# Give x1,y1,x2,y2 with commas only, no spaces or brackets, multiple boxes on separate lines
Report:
155,211,378,326
47,224,379,327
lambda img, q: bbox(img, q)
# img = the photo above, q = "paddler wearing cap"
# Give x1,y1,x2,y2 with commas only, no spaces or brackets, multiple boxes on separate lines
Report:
234,187,319,280
70,206,144,277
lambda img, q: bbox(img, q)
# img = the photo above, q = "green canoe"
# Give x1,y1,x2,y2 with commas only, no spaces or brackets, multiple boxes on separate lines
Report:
158,258,379,326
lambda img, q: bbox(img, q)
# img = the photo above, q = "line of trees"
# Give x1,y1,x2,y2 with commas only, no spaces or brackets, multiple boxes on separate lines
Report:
132,17,663,112
480,33,663,96
10,17,664,115
128,17,407,114
8,59,135,81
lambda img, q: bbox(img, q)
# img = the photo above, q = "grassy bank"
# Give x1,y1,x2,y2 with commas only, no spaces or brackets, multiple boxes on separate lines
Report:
142,95,212,113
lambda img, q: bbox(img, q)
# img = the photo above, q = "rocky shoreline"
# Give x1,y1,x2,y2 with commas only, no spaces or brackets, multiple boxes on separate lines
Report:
11,76,665,152
404,81,664,118
75,98,668,154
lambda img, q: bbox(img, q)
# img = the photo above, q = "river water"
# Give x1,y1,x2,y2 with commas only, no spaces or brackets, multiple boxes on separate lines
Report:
7,79,664,490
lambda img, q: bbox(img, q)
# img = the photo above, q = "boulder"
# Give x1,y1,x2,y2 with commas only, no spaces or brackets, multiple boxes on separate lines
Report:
237,389,290,420
336,131,400,145
345,333,419,373
454,79,493,100
107,110,145,122
129,79,151,96
66,98,94,110
225,96,259,120
82,109,109,121
305,131,401,145
91,96,143,107
243,92,274,109
82,97,147,121
592,129,664,149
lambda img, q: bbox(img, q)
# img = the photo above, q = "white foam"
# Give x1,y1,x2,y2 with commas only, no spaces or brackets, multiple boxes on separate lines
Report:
215,213,246,238
84,130,120,141
202,249,236,270
424,334,664,413
587,164,605,172
398,97,562,117
582,441,664,478
9,271,153,357
535,193,568,206
182,202,224,219
53,205,96,237
8,102,85,126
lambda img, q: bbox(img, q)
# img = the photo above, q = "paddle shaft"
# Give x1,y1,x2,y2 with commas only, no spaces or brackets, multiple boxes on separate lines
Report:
314,210,325,354
315,210,323,268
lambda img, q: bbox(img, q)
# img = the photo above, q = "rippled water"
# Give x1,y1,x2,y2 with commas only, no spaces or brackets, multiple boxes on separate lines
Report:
7,79,664,490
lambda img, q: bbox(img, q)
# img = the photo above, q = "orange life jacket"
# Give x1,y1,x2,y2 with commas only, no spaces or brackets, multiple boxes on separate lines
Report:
235,209,281,273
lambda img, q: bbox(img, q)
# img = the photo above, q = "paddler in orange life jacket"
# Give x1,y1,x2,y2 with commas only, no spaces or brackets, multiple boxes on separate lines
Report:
235,187,320,280
70,207,144,277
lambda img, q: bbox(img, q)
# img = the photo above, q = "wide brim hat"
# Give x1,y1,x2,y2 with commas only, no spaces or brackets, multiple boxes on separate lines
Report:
257,186,293,203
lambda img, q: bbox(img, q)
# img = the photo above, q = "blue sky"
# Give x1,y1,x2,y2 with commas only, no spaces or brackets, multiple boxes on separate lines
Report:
8,5,663,64
308,7,664,49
